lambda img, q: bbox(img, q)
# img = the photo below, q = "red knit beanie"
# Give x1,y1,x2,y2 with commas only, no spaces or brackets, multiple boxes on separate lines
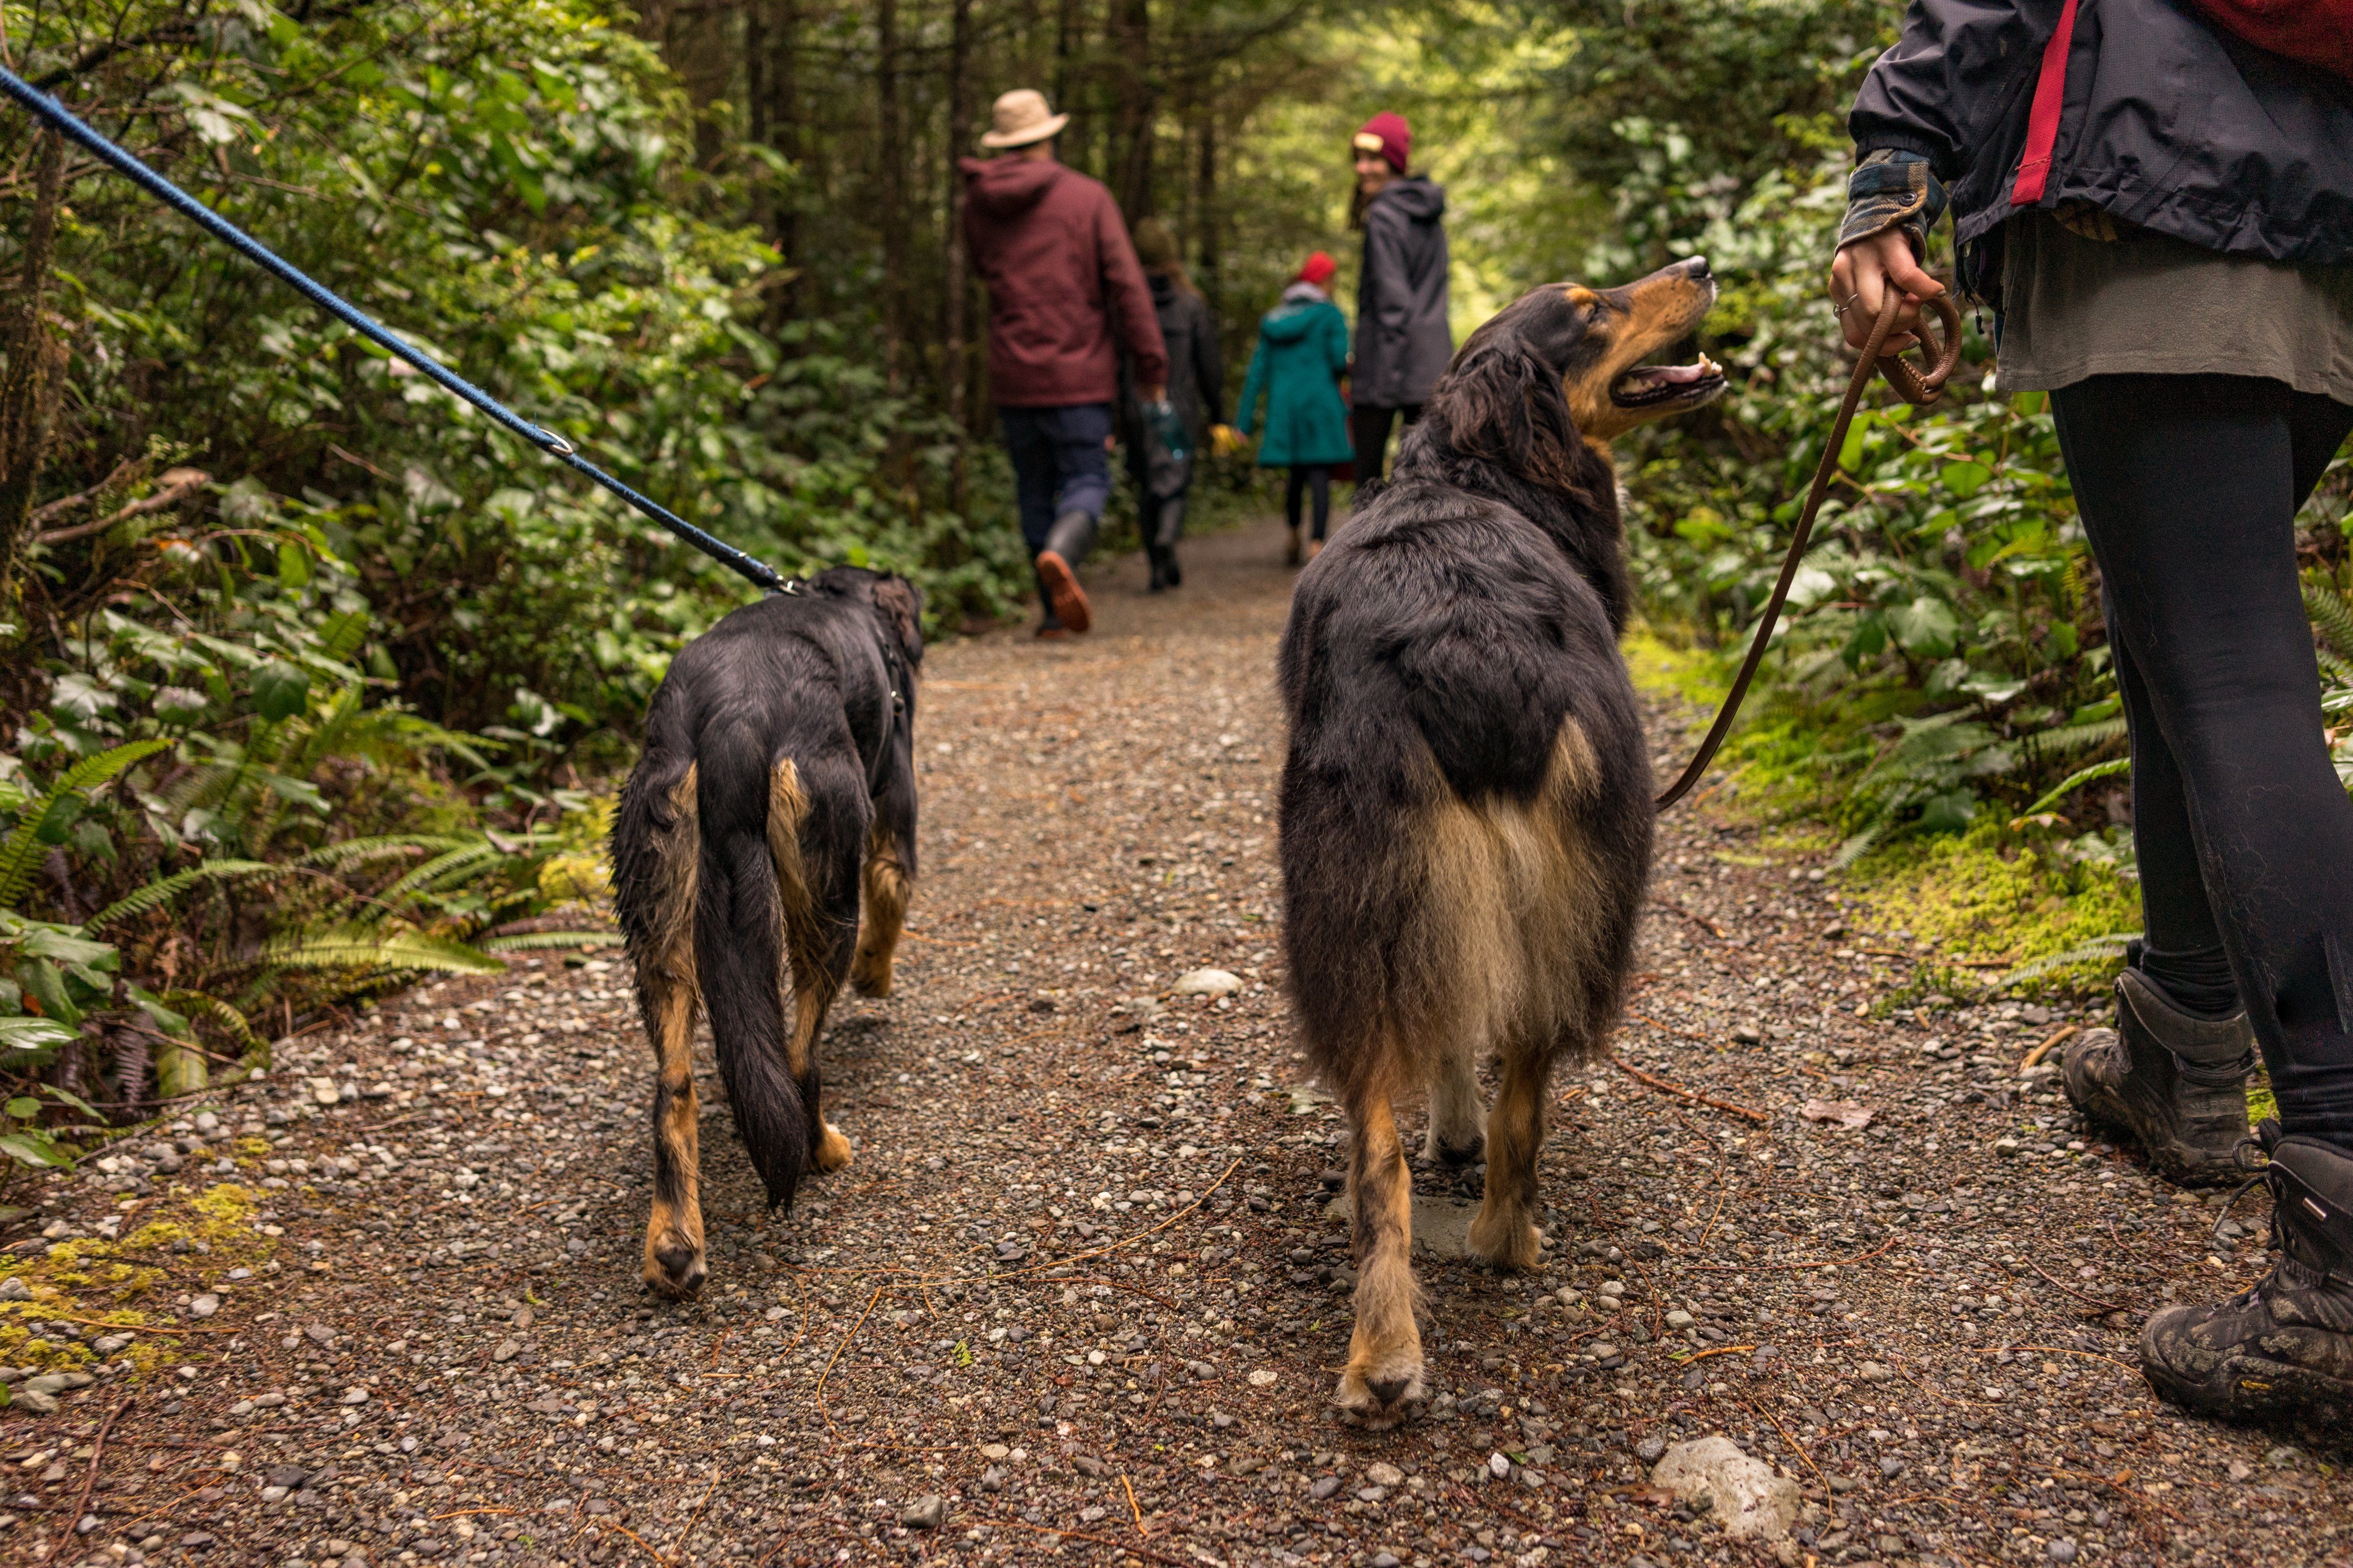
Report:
1296,251,1337,287
1352,111,1411,174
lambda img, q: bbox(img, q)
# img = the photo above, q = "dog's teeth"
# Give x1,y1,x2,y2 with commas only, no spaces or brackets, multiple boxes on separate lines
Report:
1699,354,1720,377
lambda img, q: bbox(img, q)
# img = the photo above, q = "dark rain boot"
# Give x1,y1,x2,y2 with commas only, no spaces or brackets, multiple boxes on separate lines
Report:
1035,509,1096,634
1155,495,1184,589
2064,967,2254,1186
2141,1120,2353,1425
1031,564,1068,639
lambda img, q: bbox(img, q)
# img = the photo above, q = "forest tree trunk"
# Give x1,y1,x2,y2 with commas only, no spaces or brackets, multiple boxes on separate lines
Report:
944,0,975,453
877,0,907,389
1109,0,1153,218
0,132,69,620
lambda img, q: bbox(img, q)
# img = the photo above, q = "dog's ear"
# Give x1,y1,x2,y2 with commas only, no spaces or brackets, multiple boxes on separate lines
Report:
1428,342,1586,493
871,575,925,667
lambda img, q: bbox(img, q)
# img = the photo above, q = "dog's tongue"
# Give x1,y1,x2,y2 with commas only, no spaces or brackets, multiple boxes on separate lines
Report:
1649,363,1708,384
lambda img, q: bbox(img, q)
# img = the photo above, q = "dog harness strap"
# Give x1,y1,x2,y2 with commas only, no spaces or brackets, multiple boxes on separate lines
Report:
1653,291,1963,810
0,63,794,598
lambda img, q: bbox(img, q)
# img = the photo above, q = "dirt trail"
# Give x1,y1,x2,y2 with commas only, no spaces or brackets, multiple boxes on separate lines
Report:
4,517,2348,1568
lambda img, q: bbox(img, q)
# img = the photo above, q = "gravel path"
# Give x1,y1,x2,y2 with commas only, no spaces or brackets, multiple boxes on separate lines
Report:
4,516,2349,1568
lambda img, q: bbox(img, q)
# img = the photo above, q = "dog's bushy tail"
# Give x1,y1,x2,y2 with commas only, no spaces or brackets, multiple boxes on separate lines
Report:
691,724,814,1211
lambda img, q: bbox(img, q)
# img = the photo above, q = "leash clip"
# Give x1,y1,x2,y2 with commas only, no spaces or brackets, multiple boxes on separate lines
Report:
533,425,577,457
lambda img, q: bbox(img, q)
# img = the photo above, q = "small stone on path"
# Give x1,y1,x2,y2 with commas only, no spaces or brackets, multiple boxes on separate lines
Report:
1172,968,1243,997
902,1495,945,1530
1650,1437,1800,1541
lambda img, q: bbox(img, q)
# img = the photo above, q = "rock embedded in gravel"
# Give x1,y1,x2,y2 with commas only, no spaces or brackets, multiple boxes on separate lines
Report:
0,1278,29,1302
1650,1437,1800,1541
1173,968,1244,997
1365,1461,1404,1487
902,1495,946,1529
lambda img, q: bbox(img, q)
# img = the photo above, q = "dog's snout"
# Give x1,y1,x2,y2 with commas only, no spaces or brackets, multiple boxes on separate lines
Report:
1682,255,1711,281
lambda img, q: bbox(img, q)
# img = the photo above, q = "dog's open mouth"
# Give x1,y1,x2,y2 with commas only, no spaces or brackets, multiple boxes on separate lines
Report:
1609,354,1725,408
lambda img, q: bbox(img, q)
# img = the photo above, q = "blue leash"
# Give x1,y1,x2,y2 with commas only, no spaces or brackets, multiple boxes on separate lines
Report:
0,65,792,595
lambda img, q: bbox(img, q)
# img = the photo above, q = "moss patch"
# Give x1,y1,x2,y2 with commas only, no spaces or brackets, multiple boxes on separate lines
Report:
0,1181,279,1377
1625,633,2141,1003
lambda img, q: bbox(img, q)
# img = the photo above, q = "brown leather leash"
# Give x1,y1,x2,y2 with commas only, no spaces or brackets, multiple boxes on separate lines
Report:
1653,289,1965,810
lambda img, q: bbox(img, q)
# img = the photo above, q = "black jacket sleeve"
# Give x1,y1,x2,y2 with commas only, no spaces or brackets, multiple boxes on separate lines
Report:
1849,0,2067,182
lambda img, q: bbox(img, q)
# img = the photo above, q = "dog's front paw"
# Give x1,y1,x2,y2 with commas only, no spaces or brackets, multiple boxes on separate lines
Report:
1469,1203,1545,1272
1333,1362,1426,1430
642,1226,707,1298
813,1121,855,1172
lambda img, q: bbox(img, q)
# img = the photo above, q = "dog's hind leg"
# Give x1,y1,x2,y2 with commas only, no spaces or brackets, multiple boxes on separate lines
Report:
1469,1041,1552,1272
848,824,910,999
772,759,859,1175
1422,1046,1486,1167
1335,1078,1425,1427
631,765,709,1298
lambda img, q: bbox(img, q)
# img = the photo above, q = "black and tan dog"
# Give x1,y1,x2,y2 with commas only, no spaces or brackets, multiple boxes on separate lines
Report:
610,566,923,1297
1278,257,1725,1424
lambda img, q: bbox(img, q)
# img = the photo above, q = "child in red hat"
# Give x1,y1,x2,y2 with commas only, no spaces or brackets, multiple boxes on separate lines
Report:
1237,253,1355,564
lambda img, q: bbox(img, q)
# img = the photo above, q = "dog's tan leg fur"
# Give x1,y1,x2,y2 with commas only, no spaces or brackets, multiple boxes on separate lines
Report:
640,765,708,1297
1423,1048,1486,1166
767,759,854,1174
1335,1085,1424,1426
1470,1046,1551,1271
849,826,909,998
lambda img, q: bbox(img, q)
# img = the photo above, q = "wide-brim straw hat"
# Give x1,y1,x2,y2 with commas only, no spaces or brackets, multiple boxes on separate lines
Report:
981,89,1069,149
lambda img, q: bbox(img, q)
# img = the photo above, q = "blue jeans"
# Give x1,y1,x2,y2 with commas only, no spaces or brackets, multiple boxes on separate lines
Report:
1001,403,1113,552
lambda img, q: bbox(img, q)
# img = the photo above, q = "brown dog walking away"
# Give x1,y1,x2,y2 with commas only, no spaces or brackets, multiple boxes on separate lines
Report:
610,567,923,1297
1278,258,1726,1425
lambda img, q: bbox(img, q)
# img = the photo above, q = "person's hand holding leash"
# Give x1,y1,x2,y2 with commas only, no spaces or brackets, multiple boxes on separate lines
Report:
1829,228,1943,353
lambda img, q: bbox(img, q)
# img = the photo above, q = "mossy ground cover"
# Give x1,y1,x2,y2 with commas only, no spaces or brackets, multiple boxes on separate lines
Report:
1629,627,2141,1002
0,1180,279,1385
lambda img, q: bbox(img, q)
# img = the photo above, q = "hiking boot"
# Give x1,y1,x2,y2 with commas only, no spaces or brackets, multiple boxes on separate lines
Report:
2141,1120,2353,1426
2064,967,2254,1186
1036,509,1096,634
1154,499,1184,589
1285,526,1303,567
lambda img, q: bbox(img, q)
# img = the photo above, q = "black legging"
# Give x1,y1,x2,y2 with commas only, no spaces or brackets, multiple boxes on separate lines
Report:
1351,403,1422,487
1286,464,1333,541
2052,374,2353,1146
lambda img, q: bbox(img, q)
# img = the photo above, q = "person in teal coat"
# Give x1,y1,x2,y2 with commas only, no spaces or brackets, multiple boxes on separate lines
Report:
1237,252,1354,564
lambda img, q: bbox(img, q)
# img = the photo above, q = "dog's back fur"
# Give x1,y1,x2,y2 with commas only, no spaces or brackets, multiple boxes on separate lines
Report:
610,566,922,1296
1279,342,1653,1091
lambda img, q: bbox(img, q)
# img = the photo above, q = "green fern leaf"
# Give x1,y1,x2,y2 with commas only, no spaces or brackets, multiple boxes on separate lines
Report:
2308,581,2353,660
263,926,504,976
297,834,471,872
2027,717,2128,756
1986,932,2139,992
0,739,173,907
83,860,284,933
381,842,505,900
2012,756,2132,823
478,930,624,953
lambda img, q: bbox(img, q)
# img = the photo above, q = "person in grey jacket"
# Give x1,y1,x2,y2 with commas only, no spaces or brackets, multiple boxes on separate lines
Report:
1835,0,2353,1431
1348,110,1452,490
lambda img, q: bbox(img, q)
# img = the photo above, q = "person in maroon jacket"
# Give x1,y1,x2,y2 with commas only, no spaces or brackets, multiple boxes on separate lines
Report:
961,89,1169,638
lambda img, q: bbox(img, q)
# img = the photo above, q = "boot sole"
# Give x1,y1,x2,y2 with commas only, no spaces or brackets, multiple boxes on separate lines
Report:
1036,552,1092,634
2143,1349,2353,1426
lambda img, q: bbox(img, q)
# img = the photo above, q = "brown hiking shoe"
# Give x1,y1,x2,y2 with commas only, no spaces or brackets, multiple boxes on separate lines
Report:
2141,1120,2353,1426
2063,968,2254,1186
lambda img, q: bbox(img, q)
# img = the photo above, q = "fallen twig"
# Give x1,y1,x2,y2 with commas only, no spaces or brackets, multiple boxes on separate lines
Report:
2010,1256,2124,1316
1693,1232,1911,1273
1122,1472,1145,1532
1609,1052,1768,1124
1673,1343,1756,1366
1740,1396,1824,1488
2021,1024,2080,1070
49,1394,132,1564
1650,901,1725,939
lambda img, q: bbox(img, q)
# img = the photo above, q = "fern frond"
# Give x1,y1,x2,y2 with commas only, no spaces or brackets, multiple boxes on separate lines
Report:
84,860,283,933
479,930,623,953
1830,820,1888,870
2027,717,2128,756
381,842,506,900
2012,756,2131,823
263,925,504,976
159,990,268,1068
297,834,471,871
0,738,173,907
1986,932,2139,991
2308,581,2353,660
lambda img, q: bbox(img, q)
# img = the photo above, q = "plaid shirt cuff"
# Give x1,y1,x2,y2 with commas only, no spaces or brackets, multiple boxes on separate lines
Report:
1839,150,1948,253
